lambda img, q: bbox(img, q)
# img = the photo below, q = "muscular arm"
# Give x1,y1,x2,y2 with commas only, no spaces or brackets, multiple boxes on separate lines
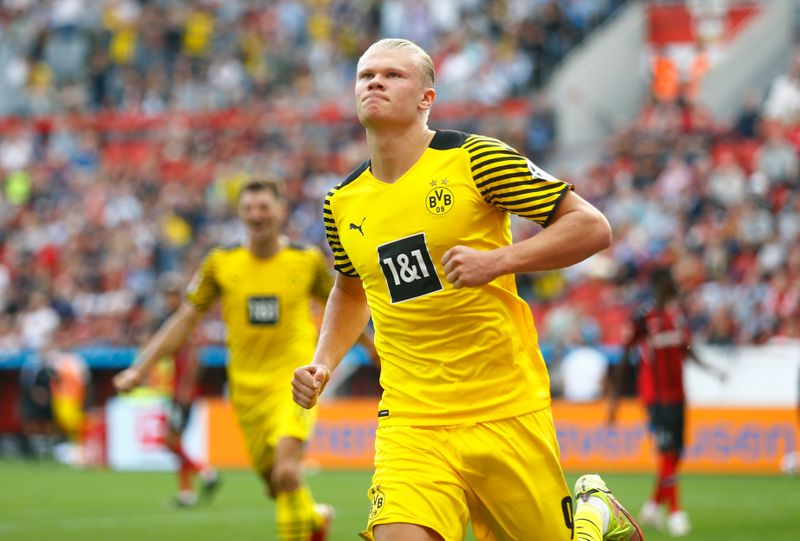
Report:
314,273,371,369
293,273,372,407
113,302,204,391
443,191,612,288
312,276,378,369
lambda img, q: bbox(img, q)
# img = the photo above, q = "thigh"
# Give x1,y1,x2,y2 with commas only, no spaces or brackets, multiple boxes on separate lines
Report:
166,400,192,435
662,403,685,453
231,397,273,474
649,403,684,453
271,390,317,448
231,386,317,475
459,409,572,541
360,425,469,541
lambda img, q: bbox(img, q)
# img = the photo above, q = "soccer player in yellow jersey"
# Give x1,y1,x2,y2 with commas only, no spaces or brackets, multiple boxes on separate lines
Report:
114,179,334,541
292,39,643,541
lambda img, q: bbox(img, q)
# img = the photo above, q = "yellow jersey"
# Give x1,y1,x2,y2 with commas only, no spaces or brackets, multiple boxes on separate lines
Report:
325,130,572,426
186,242,332,394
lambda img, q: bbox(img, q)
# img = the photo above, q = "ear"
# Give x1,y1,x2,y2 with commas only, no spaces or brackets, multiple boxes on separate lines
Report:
419,86,436,112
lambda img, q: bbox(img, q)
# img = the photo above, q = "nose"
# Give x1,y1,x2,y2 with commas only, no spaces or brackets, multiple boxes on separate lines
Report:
367,76,384,91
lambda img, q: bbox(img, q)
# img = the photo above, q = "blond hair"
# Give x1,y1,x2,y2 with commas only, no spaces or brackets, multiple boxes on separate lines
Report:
360,38,435,87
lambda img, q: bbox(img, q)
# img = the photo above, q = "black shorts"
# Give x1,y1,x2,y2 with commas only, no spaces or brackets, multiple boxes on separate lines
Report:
647,403,685,453
166,401,193,434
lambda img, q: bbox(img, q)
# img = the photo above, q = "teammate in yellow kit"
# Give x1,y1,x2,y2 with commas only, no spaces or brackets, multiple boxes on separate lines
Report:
292,39,642,541
115,178,334,541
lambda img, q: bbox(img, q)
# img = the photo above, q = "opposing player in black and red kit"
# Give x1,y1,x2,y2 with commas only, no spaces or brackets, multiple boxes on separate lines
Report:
608,267,724,537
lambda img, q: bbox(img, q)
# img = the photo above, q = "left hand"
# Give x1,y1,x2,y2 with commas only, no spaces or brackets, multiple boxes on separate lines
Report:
441,245,499,288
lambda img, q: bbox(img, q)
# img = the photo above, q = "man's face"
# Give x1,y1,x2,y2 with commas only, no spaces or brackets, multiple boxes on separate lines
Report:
355,48,431,128
238,189,284,244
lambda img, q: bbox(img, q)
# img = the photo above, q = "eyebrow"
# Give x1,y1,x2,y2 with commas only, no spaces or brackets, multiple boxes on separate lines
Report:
357,63,409,76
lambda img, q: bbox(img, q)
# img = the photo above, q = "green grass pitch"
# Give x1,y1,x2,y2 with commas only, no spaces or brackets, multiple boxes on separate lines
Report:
1,461,797,540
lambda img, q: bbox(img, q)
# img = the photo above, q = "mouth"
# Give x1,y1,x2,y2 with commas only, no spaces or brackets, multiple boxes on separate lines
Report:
362,94,388,104
248,222,267,232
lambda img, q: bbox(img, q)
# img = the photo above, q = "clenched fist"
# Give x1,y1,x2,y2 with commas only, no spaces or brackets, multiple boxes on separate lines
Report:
441,245,500,288
292,364,331,408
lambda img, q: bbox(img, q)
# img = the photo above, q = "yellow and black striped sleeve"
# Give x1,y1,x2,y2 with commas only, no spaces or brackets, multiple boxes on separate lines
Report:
185,247,223,311
323,184,359,278
464,134,573,226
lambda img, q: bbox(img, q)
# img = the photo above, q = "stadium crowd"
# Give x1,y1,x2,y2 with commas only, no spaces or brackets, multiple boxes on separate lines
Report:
538,64,800,349
0,0,797,367
0,0,625,116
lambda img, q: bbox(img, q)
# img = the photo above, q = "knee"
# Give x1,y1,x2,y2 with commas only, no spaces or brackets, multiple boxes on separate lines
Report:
163,435,178,451
163,431,181,450
270,461,302,494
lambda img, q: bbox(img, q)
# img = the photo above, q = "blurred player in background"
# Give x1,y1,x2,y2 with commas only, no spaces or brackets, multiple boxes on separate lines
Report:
119,271,219,508
164,272,218,507
47,325,91,446
292,38,641,541
608,267,725,537
115,178,343,541
18,349,56,459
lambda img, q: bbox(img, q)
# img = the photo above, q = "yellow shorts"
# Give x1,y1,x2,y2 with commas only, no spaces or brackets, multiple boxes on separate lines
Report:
230,384,317,475
52,397,83,438
360,408,572,541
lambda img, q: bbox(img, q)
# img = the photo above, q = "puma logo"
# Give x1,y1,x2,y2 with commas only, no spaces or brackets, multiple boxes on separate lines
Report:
349,217,366,236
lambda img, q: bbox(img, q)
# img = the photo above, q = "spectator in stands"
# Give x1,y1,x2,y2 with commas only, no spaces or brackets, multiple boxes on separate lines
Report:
732,90,762,139
704,309,736,346
0,313,21,351
682,44,709,105
706,150,748,208
19,290,60,351
559,323,608,402
650,47,680,104
763,53,800,123
755,123,799,191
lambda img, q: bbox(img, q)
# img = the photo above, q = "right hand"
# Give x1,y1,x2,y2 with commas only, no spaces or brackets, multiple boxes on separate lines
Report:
292,364,331,409
113,368,143,393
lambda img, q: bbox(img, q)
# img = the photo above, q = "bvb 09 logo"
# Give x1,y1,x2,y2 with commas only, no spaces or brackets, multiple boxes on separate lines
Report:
426,186,454,215
368,486,385,519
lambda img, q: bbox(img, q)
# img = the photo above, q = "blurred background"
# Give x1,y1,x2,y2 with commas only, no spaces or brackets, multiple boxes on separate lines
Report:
0,0,798,540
